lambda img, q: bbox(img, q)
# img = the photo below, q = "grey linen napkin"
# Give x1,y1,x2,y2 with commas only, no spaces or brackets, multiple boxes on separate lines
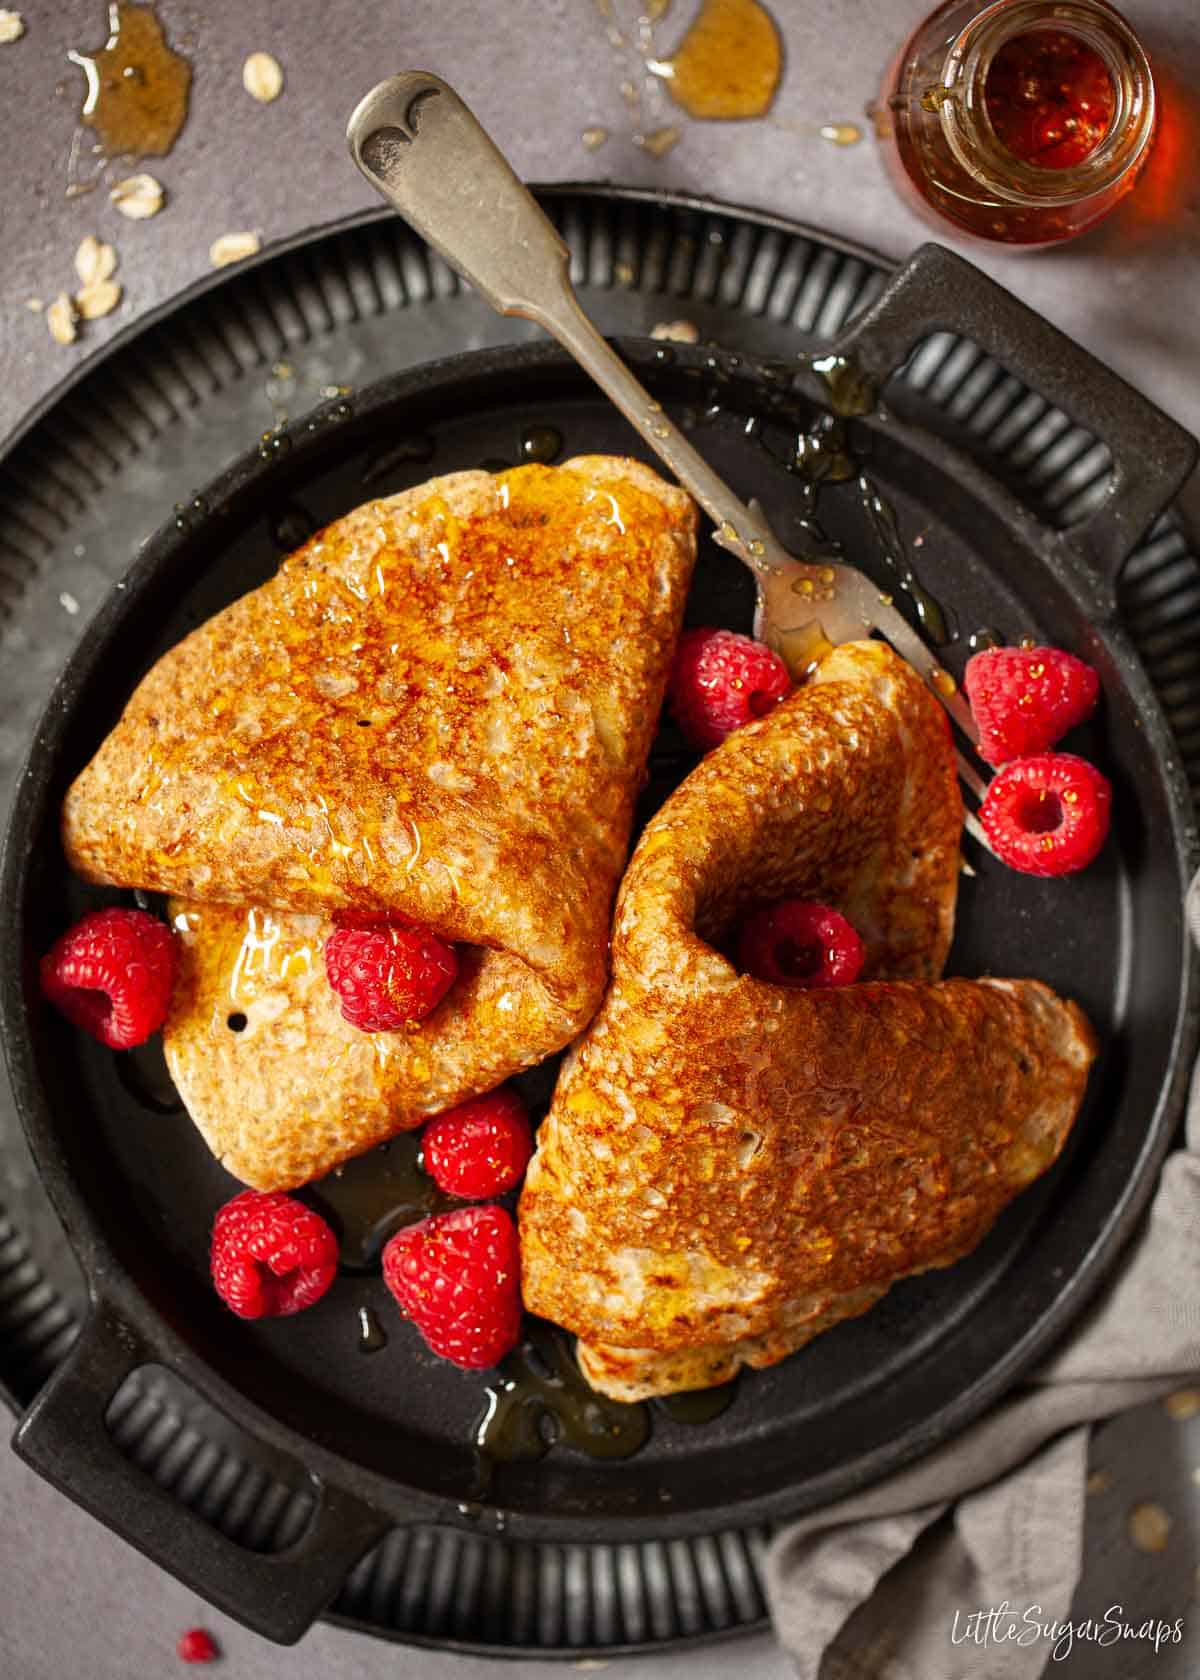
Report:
764,872,1200,1680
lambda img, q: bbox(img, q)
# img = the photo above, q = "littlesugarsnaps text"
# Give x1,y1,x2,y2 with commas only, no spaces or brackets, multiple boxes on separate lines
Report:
950,1603,1183,1662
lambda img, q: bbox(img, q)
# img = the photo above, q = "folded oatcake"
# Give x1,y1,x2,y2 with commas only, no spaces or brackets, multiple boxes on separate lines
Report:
519,642,1096,1400
64,459,697,1186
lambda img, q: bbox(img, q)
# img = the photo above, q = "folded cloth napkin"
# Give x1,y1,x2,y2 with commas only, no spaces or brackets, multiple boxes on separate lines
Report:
764,871,1200,1680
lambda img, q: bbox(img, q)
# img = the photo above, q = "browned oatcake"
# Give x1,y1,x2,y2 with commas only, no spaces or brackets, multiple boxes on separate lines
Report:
64,459,697,1186
519,642,1096,1400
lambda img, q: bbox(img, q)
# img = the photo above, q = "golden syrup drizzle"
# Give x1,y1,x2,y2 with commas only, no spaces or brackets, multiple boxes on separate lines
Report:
856,474,953,646
474,1324,650,1463
67,2,192,160
474,1326,739,1464
648,0,782,121
305,1135,462,1273
808,353,876,418
357,1304,388,1353
518,424,564,464
635,124,682,156
819,122,863,146
228,907,286,1002
774,619,835,681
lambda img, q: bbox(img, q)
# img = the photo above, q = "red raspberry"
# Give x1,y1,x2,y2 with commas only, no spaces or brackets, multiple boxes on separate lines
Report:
40,907,176,1049
964,645,1100,766
382,1204,521,1369
737,899,865,988
324,915,457,1031
177,1628,220,1663
669,627,791,751
422,1086,533,1199
980,752,1111,877
210,1190,338,1319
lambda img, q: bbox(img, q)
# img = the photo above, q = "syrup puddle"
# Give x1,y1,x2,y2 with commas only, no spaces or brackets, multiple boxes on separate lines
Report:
819,122,863,147
305,1134,462,1273
475,1324,650,1464
648,0,783,121
66,2,192,195
473,1322,739,1469
357,1304,388,1354
519,423,564,464
592,0,783,155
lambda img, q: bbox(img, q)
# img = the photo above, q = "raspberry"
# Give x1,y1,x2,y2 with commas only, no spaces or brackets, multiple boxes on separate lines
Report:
210,1190,338,1319
980,753,1111,877
177,1629,219,1663
669,627,791,751
382,1204,521,1369
737,899,865,988
324,915,457,1031
40,907,176,1049
422,1086,533,1199
964,645,1100,766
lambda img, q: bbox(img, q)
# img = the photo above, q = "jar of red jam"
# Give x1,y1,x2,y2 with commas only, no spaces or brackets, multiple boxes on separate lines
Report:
879,0,1156,245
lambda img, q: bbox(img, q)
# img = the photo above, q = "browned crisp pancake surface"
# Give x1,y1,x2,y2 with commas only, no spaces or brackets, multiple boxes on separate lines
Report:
163,901,577,1190
518,642,1096,1401
67,457,697,1188
64,458,697,1022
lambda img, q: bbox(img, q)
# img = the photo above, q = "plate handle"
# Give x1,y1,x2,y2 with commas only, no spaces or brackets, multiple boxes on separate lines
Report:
12,1300,392,1645
824,243,1197,598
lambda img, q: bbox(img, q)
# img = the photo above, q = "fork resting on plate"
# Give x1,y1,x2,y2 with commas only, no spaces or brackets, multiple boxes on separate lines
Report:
346,72,989,815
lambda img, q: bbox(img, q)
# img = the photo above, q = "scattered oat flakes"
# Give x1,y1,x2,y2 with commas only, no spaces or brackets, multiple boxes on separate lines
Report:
242,50,284,103
1085,1469,1111,1496
74,235,117,289
581,126,608,150
110,173,165,219
1164,1389,1200,1420
0,10,24,44
1128,1501,1171,1554
75,279,122,319
210,231,261,268
651,319,700,344
25,297,43,312
46,293,77,346
59,591,79,615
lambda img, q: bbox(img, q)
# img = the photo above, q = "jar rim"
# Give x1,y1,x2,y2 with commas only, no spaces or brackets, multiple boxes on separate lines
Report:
936,0,1156,208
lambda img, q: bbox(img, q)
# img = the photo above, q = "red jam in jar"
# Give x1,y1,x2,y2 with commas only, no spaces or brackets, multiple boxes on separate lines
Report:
879,0,1156,245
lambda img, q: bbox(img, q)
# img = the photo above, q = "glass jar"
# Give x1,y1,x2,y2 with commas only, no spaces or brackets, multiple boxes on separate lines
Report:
879,0,1157,246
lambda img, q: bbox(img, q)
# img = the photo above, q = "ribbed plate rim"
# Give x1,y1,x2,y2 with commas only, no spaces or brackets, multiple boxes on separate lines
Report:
1,187,1197,1659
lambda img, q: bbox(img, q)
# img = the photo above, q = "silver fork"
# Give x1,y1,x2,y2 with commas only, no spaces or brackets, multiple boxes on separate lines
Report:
346,73,987,811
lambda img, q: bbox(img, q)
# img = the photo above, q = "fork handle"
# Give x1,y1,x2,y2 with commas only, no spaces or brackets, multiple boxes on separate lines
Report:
826,244,1197,595
346,72,797,579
